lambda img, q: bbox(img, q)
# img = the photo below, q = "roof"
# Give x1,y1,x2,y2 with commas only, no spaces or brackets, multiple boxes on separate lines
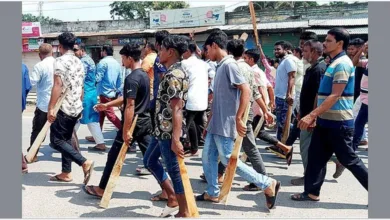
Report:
306,27,368,35
41,18,367,38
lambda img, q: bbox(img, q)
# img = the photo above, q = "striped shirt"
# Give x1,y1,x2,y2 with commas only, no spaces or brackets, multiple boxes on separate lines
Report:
317,51,355,128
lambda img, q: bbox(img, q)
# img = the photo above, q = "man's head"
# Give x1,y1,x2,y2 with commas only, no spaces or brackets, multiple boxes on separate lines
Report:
57,32,76,55
101,45,113,58
38,43,53,60
302,40,323,64
347,38,365,58
204,30,228,61
183,40,198,60
293,47,302,59
243,49,260,66
274,41,290,59
155,30,170,52
144,42,157,55
159,35,188,66
119,43,142,69
299,31,318,49
226,39,245,60
73,43,86,58
323,27,350,56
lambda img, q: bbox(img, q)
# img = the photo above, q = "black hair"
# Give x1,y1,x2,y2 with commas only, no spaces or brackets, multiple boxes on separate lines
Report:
102,45,114,56
300,31,318,41
78,43,86,51
266,56,275,66
349,38,365,47
119,43,142,62
327,27,350,51
274,40,291,50
161,35,189,57
293,47,303,57
303,40,323,56
146,42,157,53
155,30,170,45
227,39,245,57
244,49,260,63
58,32,76,50
188,41,198,53
204,30,228,50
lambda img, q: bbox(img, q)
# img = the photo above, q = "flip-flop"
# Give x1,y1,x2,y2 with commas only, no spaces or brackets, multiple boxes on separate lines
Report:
83,161,94,185
88,146,106,152
243,183,261,191
286,147,294,166
290,193,320,202
82,185,102,198
195,192,219,203
159,205,179,217
150,194,168,201
136,167,152,175
49,175,72,182
265,181,281,209
85,136,95,142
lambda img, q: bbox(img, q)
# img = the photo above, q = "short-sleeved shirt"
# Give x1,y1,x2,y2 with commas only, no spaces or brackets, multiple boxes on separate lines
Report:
287,54,304,93
274,56,297,99
54,51,85,117
317,51,355,128
153,62,189,140
149,56,167,110
123,68,150,115
300,58,326,118
30,56,55,112
207,55,246,139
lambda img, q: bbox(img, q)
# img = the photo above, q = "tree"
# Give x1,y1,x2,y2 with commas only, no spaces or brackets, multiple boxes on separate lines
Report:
22,13,62,24
330,1,350,6
109,1,189,20
233,1,319,12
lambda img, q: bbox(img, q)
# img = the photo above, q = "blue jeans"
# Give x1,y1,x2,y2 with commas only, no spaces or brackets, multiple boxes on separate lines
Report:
275,97,289,141
202,133,272,197
353,103,368,151
143,137,184,194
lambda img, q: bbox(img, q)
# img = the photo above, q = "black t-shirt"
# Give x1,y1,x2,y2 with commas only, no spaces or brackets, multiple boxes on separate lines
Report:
123,68,150,118
300,60,327,118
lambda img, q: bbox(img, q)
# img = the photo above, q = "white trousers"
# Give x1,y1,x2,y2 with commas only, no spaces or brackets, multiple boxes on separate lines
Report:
74,121,105,144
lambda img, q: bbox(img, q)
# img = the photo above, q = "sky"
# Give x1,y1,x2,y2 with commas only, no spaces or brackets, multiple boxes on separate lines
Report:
22,0,365,22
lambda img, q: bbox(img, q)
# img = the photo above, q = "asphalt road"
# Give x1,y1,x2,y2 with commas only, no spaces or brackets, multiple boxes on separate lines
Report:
22,106,368,218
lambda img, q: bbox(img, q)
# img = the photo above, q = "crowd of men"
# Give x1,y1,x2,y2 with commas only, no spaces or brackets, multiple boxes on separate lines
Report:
22,26,368,217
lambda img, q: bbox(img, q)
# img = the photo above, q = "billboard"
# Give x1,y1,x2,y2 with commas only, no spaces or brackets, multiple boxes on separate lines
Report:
150,6,225,29
22,22,42,38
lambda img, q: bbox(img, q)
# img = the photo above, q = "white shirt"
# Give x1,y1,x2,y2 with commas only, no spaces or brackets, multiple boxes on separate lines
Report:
182,54,210,111
30,56,55,112
287,54,304,93
252,64,270,105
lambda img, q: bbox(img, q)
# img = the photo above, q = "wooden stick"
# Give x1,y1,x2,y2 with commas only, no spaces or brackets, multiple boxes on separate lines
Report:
240,114,264,163
177,157,199,217
219,105,250,204
281,105,293,144
99,115,138,209
25,89,68,163
248,2,259,44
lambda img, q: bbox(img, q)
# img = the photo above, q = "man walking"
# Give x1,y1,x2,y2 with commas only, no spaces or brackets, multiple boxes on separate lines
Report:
22,63,31,174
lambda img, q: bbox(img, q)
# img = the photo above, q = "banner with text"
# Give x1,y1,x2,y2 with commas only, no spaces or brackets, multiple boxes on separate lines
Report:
22,22,42,38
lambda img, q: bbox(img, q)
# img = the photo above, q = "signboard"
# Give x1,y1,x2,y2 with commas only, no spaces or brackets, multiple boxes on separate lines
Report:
150,6,225,29
22,22,42,38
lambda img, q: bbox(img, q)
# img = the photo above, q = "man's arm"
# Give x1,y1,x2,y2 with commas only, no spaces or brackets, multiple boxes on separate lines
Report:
29,65,41,87
267,85,275,108
236,83,251,137
171,98,185,158
286,71,296,104
95,61,106,83
123,98,135,144
311,83,346,118
352,44,367,67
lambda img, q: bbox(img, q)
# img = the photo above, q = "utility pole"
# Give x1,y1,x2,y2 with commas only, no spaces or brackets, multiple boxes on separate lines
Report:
38,1,43,22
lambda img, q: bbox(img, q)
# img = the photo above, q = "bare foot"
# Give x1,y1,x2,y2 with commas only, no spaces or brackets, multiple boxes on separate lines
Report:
85,185,104,197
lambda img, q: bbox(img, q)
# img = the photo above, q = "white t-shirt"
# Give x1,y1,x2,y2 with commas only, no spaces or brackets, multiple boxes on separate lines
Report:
182,55,210,111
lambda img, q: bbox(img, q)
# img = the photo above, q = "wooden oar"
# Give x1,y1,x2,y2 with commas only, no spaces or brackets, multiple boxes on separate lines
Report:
99,115,138,209
177,157,199,217
25,89,68,163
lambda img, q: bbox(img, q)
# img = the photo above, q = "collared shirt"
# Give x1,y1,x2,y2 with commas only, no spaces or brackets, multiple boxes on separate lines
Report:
54,51,85,117
182,54,210,111
22,63,31,112
141,52,158,99
96,56,123,98
317,51,355,128
153,62,189,140
274,55,297,99
29,56,55,112
80,54,96,93
149,56,167,110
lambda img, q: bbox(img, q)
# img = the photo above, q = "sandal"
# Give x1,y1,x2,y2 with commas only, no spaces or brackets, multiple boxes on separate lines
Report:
85,136,95,143
264,181,281,209
151,193,168,201
49,175,72,182
82,185,102,198
243,183,261,191
160,205,179,217
88,146,106,152
195,192,219,203
286,147,294,166
136,167,151,175
290,193,320,201
83,161,94,185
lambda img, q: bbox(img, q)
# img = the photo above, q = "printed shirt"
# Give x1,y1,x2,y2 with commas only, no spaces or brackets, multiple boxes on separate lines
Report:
251,64,270,116
317,51,355,128
54,51,85,117
29,56,55,112
153,62,189,140
96,56,123,98
141,52,158,99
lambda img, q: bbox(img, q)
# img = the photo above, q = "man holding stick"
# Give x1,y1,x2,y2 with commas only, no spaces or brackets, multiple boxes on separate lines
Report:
83,43,152,198
197,30,280,210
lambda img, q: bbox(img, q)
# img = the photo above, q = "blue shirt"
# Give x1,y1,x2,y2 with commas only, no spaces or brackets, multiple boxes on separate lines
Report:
96,56,123,98
317,51,355,128
80,54,97,93
22,63,31,112
149,56,167,109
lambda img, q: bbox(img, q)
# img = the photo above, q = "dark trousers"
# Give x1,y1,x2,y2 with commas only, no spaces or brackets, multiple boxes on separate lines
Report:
99,119,152,189
353,103,368,151
50,110,87,173
99,95,122,130
304,125,368,196
286,114,301,146
252,115,279,146
185,110,205,152
27,108,47,156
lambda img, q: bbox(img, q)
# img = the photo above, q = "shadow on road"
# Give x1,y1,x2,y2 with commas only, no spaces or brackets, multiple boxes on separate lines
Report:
79,206,155,217
23,172,83,187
